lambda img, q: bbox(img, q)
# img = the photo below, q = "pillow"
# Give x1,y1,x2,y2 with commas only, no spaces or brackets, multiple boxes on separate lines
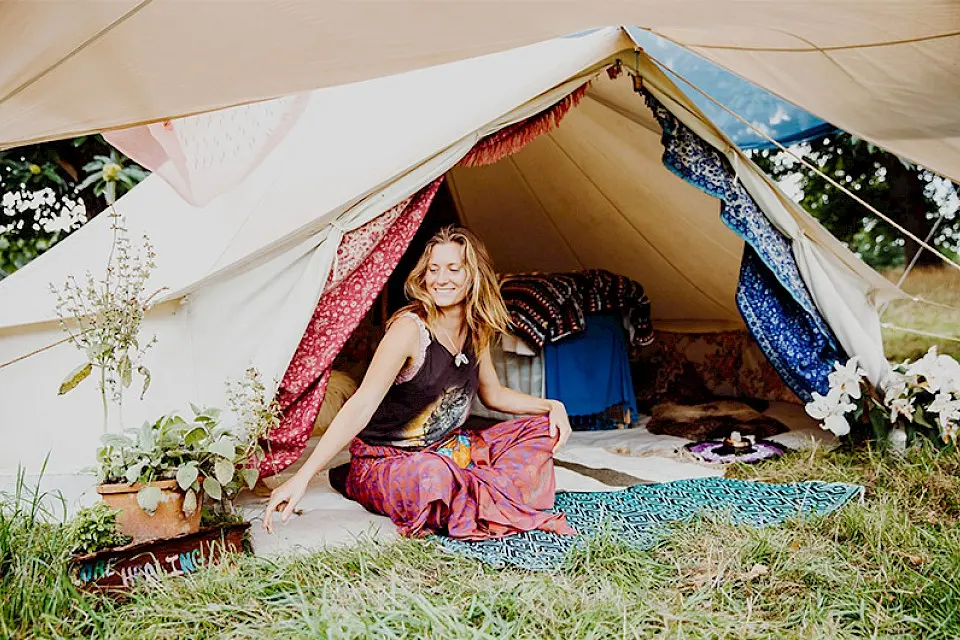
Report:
312,370,358,437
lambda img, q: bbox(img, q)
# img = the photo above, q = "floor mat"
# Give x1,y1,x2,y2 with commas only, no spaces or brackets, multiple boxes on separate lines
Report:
432,477,862,571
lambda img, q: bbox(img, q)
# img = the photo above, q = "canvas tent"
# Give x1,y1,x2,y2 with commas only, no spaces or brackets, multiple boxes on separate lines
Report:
0,27,906,476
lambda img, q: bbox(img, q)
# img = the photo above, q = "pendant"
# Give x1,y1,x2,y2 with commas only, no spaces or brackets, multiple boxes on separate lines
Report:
454,352,469,367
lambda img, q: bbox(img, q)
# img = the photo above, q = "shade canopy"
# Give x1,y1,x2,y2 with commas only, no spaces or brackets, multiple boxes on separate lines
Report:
2,1,959,183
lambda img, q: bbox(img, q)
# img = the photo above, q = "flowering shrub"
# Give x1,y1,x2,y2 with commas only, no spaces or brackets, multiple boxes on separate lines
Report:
806,347,960,447
51,212,162,431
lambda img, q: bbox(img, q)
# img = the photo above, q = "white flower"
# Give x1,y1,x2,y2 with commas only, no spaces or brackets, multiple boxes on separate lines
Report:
880,371,909,402
805,388,844,420
828,356,868,399
908,346,948,394
805,387,856,436
942,421,959,444
935,354,960,394
929,391,956,415
888,396,916,423
823,413,851,437
927,392,960,432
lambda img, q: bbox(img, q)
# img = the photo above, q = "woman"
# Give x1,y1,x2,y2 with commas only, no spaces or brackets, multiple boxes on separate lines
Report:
263,226,575,539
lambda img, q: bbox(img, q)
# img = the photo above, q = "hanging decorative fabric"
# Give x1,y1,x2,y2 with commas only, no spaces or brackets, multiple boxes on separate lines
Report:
105,94,309,206
500,269,654,355
457,84,590,168
259,180,443,476
642,91,844,401
736,249,840,399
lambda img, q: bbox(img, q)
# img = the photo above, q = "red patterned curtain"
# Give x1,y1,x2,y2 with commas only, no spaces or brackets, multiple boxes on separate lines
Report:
259,180,442,476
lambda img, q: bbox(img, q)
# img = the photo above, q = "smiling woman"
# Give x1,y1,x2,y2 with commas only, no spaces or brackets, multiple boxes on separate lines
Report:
263,225,576,540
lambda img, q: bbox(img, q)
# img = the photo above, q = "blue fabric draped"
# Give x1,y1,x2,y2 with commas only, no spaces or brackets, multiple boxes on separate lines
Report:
544,314,638,425
643,92,845,401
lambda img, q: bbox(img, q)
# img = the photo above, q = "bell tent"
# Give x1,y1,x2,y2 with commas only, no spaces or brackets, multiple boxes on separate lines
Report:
0,27,908,476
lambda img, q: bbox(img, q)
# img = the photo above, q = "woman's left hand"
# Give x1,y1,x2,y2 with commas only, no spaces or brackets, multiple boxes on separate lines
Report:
547,400,572,452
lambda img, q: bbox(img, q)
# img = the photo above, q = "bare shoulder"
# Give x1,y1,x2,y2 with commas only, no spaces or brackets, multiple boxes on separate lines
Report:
380,314,422,354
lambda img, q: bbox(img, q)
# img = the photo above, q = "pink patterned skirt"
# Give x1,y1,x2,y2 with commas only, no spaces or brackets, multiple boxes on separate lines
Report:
345,415,576,540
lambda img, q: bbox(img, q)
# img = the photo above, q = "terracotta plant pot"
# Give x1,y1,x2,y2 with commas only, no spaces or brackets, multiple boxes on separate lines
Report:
97,479,201,544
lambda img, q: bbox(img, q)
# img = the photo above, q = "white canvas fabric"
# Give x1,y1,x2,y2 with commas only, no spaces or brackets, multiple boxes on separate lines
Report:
1,3,959,185
0,28,906,475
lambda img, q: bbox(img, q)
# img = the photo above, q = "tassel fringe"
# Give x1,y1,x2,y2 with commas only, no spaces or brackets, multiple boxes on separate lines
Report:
457,83,591,168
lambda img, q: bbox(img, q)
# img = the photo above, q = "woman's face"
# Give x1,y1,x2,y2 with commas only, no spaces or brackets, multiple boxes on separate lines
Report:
425,241,469,310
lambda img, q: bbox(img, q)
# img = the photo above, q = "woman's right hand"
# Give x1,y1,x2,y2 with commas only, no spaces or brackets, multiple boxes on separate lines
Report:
262,473,311,534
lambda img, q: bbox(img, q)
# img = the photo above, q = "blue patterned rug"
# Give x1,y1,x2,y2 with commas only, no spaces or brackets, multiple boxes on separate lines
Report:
432,477,862,571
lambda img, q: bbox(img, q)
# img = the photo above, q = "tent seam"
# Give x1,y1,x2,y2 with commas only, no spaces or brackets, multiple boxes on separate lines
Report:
0,0,155,107
650,29,960,53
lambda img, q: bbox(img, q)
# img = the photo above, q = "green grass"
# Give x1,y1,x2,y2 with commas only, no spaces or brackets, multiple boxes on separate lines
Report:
4,444,960,639
5,265,959,638
882,266,960,361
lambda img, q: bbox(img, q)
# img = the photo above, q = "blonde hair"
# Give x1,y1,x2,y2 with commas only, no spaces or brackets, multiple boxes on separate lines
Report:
391,225,510,356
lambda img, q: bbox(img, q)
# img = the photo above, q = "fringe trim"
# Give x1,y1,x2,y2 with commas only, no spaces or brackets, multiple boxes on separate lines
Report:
457,83,590,168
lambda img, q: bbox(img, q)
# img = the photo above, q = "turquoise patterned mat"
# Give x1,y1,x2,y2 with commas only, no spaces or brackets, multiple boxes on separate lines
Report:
433,477,862,571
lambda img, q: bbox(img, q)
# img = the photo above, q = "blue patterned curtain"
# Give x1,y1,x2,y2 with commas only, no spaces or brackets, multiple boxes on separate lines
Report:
643,92,844,401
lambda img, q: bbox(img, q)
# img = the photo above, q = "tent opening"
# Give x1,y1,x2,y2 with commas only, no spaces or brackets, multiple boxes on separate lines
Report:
266,71,837,477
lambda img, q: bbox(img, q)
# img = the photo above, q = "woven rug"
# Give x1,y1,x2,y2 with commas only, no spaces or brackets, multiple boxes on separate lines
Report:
432,477,862,571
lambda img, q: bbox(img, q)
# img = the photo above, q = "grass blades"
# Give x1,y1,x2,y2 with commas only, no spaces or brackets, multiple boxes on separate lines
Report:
0,464,97,639
3,444,960,639
882,266,960,362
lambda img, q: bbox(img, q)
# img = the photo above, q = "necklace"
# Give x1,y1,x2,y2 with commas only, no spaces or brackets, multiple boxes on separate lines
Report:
437,323,469,367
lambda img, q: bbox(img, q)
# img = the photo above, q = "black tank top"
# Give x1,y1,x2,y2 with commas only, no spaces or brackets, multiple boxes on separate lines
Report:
359,314,479,448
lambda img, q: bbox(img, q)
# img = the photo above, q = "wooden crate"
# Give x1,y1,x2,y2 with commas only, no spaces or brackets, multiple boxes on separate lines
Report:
69,522,250,593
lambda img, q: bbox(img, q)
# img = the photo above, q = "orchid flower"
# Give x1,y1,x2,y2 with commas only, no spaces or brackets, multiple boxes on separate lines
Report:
908,346,947,394
828,356,868,400
805,387,856,437
888,396,916,423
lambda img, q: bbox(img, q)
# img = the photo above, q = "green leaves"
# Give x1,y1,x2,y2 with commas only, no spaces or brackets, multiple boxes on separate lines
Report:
65,502,131,554
118,354,132,388
184,426,208,447
96,399,266,511
176,464,199,491
124,460,147,484
241,467,260,490
137,365,151,400
209,438,236,459
101,433,135,448
182,488,198,517
214,459,234,485
202,476,222,501
136,485,162,515
138,421,155,450
58,362,92,395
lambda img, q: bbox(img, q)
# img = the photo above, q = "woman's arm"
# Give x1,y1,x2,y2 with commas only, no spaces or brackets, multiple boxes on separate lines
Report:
477,346,572,450
263,316,419,532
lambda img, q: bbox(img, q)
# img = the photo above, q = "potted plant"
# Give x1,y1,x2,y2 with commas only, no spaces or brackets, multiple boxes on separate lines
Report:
94,368,277,543
805,347,960,448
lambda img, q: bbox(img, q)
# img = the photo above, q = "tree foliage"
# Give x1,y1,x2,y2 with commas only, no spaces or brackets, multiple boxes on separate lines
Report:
0,136,147,279
752,133,959,270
